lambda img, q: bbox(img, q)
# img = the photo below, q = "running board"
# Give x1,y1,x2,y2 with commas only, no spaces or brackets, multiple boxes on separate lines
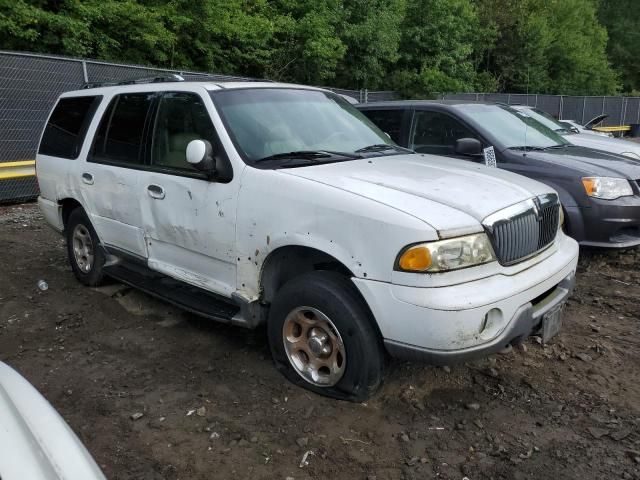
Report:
103,261,243,325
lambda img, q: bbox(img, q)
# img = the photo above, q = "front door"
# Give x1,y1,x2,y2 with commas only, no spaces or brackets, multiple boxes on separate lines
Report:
138,91,239,297
408,109,482,159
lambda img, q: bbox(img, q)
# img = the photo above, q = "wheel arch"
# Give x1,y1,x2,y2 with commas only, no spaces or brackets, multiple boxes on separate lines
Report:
259,245,354,306
59,197,85,231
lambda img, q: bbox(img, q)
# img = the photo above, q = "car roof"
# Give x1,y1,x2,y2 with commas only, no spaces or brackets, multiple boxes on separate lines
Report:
59,81,326,98
357,99,495,109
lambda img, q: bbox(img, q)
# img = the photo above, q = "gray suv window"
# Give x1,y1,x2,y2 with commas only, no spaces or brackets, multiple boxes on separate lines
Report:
410,110,477,155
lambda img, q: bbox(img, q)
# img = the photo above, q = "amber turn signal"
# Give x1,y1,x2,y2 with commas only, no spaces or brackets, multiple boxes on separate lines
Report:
398,245,432,272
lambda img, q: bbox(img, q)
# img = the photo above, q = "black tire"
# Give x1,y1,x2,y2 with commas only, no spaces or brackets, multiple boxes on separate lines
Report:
267,271,385,402
66,207,106,286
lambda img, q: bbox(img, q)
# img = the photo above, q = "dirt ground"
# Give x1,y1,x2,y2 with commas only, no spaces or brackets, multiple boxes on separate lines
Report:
1,203,639,480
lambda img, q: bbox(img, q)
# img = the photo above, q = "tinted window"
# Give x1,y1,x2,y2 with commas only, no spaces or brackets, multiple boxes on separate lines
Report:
361,109,404,143
410,110,478,155
39,96,100,159
92,93,153,165
152,92,216,170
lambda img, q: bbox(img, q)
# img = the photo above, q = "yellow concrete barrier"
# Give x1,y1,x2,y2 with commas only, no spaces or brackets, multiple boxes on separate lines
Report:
0,160,36,180
592,125,631,133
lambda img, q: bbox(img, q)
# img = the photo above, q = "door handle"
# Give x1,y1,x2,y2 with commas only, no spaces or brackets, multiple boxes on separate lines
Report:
147,184,165,200
81,172,94,185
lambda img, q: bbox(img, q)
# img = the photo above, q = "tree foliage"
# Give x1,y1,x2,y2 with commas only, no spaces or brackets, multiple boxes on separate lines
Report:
0,0,630,96
598,0,640,94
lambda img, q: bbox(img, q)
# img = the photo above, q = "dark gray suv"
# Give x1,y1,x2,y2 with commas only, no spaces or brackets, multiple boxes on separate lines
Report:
359,101,640,248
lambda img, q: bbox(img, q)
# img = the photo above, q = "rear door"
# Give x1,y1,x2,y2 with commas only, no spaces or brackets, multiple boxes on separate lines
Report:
83,92,154,258
137,90,239,297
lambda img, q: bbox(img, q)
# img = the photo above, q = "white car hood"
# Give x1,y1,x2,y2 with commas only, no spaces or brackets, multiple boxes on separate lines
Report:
566,133,640,158
0,362,106,480
282,154,553,236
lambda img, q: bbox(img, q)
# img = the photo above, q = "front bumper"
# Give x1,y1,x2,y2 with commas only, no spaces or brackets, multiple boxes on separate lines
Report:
566,195,640,248
353,234,579,364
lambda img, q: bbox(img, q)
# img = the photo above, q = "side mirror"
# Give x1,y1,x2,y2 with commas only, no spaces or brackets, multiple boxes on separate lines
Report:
186,139,216,173
455,138,483,157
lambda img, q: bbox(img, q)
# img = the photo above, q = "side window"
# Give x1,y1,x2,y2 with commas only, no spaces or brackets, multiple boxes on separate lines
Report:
361,109,404,144
39,96,101,159
410,111,477,155
151,92,216,170
92,92,154,165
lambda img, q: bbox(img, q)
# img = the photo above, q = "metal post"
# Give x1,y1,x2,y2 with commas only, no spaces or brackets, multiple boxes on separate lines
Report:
559,96,564,119
535,94,538,107
364,89,368,104
507,93,511,105
581,97,586,123
620,97,626,126
81,60,88,83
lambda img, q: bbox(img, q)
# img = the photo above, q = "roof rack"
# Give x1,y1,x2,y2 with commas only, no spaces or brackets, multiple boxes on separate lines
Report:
82,73,185,89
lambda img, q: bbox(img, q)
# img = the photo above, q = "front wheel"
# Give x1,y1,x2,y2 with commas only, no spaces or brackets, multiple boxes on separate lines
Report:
267,271,385,401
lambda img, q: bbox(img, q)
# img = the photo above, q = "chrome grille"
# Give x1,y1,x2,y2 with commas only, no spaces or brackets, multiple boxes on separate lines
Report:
484,194,560,266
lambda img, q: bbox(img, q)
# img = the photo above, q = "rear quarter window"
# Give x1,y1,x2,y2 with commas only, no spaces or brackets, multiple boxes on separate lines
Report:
39,96,101,159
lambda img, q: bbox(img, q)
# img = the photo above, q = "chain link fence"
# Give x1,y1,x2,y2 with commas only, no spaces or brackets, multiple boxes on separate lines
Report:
443,93,640,127
0,50,396,203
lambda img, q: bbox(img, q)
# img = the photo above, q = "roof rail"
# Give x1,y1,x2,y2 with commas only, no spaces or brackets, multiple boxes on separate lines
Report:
82,73,185,89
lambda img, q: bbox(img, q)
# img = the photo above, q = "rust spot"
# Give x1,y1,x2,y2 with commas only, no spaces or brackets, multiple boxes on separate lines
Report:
254,249,259,257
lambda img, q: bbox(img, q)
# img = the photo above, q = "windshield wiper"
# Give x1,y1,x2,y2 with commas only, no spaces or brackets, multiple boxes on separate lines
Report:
508,146,546,151
355,143,414,154
256,150,361,163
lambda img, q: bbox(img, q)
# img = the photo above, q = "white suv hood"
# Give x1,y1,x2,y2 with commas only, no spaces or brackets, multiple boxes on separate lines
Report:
282,154,553,235
0,362,106,480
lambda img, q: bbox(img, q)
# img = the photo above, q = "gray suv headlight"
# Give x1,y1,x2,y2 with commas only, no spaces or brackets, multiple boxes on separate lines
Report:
581,177,633,200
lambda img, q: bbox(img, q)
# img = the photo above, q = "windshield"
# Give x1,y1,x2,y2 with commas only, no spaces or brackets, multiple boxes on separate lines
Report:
459,104,569,150
211,88,394,163
515,107,572,133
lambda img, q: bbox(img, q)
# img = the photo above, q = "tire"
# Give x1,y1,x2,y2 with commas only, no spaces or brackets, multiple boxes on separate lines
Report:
66,207,106,286
267,271,385,402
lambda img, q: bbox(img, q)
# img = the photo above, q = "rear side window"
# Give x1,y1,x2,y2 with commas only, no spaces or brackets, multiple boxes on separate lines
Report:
92,93,154,165
361,109,404,144
39,96,101,159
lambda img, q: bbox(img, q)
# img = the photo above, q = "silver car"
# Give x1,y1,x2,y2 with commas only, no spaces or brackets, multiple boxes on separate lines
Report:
511,106,640,160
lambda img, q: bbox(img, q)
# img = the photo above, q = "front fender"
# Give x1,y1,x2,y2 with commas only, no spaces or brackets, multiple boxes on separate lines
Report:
235,168,435,299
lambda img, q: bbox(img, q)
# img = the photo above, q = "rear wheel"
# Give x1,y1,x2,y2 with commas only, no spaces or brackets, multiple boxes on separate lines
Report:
268,271,384,401
66,208,106,286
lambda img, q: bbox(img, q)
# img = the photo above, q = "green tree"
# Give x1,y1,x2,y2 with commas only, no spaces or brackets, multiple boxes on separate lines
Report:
598,0,640,93
334,0,406,89
392,0,487,97
474,0,619,94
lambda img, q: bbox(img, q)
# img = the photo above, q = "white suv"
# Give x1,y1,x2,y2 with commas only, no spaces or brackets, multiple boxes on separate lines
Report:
36,79,579,401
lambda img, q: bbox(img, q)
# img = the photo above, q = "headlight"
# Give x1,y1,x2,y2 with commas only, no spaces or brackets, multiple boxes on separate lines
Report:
621,152,640,160
396,233,496,273
581,177,633,200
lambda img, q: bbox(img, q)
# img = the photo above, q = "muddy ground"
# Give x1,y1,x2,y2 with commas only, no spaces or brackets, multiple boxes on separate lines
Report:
1,203,639,480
